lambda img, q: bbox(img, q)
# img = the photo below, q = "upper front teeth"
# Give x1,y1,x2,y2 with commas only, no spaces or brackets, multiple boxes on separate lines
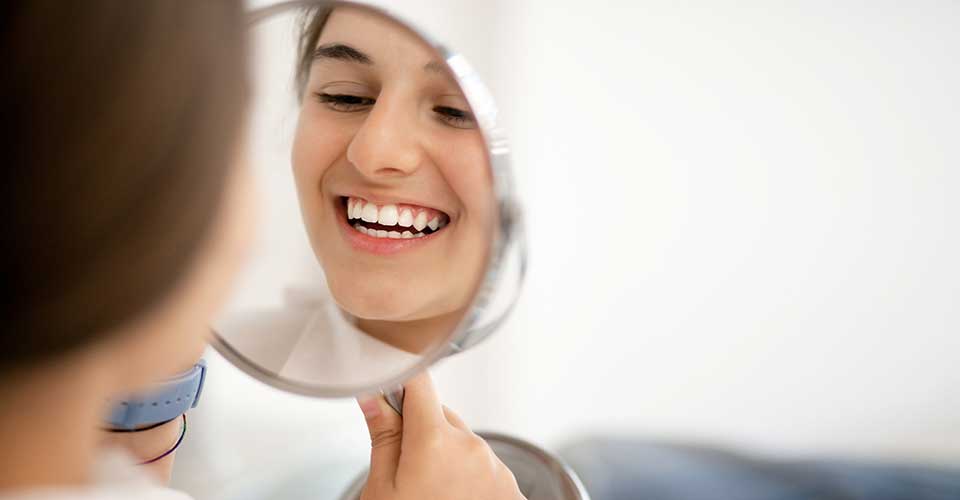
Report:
361,203,378,223
413,211,427,231
378,205,399,226
348,197,447,230
398,209,414,227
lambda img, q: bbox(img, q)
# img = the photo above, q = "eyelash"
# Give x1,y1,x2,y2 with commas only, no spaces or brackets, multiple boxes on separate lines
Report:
313,92,476,129
433,105,475,129
314,93,375,112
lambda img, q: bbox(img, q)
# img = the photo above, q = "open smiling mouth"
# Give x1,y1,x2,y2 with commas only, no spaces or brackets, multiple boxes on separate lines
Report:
342,196,450,239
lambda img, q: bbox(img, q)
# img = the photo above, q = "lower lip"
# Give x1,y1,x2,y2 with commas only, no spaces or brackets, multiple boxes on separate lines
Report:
336,202,446,255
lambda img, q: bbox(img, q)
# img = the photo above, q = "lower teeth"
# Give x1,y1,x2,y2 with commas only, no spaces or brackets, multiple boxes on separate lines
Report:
354,224,426,239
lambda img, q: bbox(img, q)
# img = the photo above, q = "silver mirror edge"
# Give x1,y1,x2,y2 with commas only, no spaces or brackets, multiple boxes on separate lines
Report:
209,0,526,398
481,432,592,500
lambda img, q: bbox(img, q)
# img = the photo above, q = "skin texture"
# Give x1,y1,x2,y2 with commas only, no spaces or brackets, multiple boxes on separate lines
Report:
292,7,495,353
98,416,185,483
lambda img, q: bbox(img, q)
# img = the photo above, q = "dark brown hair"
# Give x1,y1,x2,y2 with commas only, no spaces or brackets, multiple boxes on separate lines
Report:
296,5,334,98
0,1,247,369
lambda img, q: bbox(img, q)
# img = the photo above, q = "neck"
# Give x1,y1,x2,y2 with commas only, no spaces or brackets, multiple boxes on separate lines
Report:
0,352,112,491
357,307,467,354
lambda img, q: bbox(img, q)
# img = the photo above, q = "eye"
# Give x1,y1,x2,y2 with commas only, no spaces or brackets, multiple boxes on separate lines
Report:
433,105,476,129
314,92,375,112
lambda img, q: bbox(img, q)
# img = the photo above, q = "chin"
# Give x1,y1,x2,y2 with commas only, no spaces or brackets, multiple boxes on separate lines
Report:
329,283,419,321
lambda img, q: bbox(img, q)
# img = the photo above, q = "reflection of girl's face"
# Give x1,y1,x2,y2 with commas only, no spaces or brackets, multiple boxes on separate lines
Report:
292,8,494,329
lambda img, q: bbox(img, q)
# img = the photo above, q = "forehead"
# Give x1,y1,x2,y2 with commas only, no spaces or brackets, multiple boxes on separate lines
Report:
317,7,438,67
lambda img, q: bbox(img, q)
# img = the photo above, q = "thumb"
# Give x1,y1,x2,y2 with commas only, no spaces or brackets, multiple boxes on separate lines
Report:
358,394,403,487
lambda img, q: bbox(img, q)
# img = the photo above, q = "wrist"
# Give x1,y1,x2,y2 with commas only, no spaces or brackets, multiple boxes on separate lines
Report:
105,360,206,430
100,413,187,466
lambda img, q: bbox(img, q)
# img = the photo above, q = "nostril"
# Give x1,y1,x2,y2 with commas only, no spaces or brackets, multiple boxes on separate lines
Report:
373,166,411,177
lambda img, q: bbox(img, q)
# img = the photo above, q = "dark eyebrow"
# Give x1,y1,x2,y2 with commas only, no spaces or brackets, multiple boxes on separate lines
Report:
313,43,372,65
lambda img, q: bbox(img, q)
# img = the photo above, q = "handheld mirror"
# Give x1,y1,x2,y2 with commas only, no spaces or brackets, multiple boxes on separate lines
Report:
211,2,586,498
211,0,523,406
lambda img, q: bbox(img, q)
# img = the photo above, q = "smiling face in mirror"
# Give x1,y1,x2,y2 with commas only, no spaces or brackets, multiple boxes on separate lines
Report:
212,3,500,393
291,6,494,353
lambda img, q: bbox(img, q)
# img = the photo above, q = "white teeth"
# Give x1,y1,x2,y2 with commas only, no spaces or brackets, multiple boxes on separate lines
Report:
378,205,399,226
361,203,379,223
354,200,366,220
356,226,422,239
349,198,366,220
398,209,414,227
354,222,431,239
413,211,427,231
348,197,447,238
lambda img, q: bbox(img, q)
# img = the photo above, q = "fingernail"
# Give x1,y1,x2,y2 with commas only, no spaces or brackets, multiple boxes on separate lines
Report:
357,396,381,419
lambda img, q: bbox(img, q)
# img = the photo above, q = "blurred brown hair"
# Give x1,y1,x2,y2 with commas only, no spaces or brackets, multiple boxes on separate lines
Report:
0,1,247,369
296,4,333,98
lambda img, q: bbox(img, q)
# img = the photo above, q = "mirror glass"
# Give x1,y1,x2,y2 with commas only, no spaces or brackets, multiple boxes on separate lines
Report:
212,1,503,397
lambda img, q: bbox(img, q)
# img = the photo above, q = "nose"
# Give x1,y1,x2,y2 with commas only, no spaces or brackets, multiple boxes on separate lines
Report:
346,95,424,179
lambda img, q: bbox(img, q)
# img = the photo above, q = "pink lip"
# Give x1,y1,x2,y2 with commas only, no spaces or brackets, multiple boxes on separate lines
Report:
335,199,445,255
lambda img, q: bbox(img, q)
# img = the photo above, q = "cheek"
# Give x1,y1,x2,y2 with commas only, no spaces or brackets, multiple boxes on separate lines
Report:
292,110,354,192
439,137,495,227
292,111,364,269
434,140,496,305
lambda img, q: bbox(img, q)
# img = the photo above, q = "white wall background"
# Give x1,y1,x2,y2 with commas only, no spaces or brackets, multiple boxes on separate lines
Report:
174,1,960,498
498,0,960,462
